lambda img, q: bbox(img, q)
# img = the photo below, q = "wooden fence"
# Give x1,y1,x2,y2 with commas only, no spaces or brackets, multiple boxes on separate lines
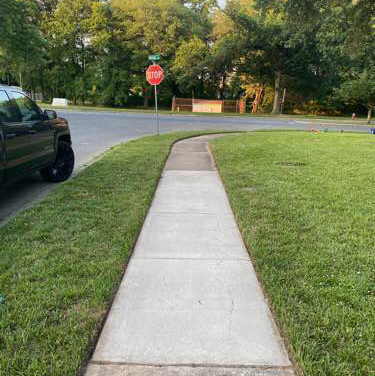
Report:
172,97,246,114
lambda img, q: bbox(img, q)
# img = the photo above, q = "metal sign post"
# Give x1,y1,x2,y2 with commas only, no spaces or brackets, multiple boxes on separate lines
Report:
154,84,159,135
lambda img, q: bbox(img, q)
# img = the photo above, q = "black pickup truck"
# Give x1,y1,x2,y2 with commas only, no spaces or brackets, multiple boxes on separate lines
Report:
0,85,74,185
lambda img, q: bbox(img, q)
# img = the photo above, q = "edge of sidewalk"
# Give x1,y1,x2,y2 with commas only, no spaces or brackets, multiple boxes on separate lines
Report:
78,131,245,376
208,138,304,376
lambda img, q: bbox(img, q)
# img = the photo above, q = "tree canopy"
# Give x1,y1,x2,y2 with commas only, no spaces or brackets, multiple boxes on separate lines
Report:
1,0,373,120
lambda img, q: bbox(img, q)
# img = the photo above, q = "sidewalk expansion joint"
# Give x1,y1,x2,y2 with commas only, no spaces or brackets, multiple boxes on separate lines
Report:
162,171,215,173
171,152,210,154
90,360,294,371
132,257,251,261
144,212,232,216
150,211,230,215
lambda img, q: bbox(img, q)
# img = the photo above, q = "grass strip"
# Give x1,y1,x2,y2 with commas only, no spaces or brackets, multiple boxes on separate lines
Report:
211,131,375,376
0,131,220,376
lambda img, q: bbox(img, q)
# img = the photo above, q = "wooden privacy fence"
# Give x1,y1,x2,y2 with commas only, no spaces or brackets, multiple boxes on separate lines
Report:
172,97,246,114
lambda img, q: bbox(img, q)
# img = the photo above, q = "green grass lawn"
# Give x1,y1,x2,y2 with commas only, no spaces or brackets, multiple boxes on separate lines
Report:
0,131,223,376
211,131,375,376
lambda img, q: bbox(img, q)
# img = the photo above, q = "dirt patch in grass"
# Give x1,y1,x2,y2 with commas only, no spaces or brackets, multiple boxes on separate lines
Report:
275,161,307,167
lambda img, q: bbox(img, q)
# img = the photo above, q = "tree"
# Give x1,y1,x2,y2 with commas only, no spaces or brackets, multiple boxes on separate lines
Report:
253,0,375,116
0,0,44,87
227,2,320,114
113,0,217,105
172,36,210,97
172,32,239,99
46,0,94,103
85,2,134,106
336,66,375,123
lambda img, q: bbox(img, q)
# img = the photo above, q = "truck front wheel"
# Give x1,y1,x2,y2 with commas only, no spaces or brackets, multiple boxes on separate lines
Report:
40,141,75,182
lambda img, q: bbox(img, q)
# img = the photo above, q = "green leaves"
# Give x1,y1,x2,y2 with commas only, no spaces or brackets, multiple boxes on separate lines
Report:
336,66,375,105
335,66,375,122
0,0,44,74
172,36,209,90
1,0,373,113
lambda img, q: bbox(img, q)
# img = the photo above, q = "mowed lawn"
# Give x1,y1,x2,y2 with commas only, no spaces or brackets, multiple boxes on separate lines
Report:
0,131,221,376
211,131,375,376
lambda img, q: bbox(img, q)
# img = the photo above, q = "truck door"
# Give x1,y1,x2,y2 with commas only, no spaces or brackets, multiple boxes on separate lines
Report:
0,91,8,184
0,90,31,180
0,127,4,185
10,91,55,169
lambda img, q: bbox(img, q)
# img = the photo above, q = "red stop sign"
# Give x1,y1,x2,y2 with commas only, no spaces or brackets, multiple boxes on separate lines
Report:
146,65,164,86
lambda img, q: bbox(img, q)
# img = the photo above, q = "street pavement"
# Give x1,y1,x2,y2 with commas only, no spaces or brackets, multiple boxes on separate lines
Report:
43,110,375,168
0,110,371,224
85,135,295,376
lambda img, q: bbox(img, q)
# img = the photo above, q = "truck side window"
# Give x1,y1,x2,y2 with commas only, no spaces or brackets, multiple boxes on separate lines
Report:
11,91,43,122
0,90,19,123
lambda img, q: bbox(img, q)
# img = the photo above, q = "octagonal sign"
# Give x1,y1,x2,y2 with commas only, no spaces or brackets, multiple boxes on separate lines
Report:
146,65,164,86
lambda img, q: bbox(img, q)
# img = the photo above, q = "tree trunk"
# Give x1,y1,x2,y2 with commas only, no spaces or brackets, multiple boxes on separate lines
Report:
31,77,36,101
368,105,373,124
252,84,265,114
219,74,227,99
40,75,46,102
143,86,149,109
271,70,282,115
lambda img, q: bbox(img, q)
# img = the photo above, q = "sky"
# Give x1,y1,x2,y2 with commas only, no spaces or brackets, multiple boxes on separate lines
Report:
218,0,226,8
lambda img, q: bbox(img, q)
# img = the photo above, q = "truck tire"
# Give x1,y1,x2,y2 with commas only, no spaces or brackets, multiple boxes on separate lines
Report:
40,141,74,182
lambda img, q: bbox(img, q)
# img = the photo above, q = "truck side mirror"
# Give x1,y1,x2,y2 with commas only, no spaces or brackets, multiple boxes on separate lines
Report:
44,109,57,120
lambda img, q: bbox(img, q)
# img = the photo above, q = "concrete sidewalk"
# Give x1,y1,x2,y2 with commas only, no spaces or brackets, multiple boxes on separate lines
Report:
85,135,296,376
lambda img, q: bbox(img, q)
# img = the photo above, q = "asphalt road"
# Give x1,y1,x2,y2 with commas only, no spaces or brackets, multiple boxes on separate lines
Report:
0,110,371,224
